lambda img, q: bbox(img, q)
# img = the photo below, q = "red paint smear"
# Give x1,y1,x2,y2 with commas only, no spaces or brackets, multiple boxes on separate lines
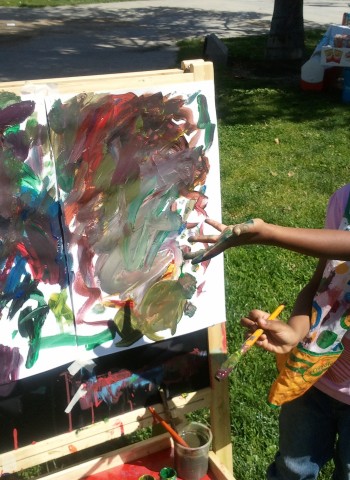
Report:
79,369,134,409
0,254,15,288
68,444,78,453
13,428,18,450
82,447,215,480
196,281,206,296
113,419,124,436
74,271,102,325
62,371,73,432
74,238,102,325
79,348,207,410
16,231,61,285
65,93,140,224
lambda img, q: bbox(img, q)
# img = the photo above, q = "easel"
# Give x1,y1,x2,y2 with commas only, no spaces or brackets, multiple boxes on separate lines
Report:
0,60,235,479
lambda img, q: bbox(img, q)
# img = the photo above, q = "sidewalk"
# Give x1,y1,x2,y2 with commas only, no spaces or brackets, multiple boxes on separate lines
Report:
0,0,347,82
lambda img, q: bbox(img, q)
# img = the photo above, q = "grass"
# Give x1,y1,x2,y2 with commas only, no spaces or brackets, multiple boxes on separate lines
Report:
178,31,350,480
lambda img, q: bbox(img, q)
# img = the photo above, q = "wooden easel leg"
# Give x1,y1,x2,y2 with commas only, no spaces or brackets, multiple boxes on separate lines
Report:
208,322,233,474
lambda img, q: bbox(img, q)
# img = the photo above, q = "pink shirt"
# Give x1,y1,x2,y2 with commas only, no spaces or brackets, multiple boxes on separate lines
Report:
315,183,350,404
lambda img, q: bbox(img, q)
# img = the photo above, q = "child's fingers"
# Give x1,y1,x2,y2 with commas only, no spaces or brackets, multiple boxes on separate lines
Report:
258,318,284,332
204,218,227,232
190,241,229,264
182,249,206,260
240,316,260,332
187,234,220,244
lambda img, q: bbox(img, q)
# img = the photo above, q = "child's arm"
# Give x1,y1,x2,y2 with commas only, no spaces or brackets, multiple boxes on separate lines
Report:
240,259,326,354
185,218,350,263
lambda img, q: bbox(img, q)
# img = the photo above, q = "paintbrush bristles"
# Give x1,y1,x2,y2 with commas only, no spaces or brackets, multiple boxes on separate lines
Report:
215,367,233,381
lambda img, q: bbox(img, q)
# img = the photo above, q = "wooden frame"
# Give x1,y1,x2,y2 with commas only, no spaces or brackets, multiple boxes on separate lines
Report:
0,59,214,95
0,61,234,479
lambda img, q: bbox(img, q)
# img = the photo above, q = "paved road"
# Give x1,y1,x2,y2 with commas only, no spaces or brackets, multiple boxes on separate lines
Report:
0,0,347,82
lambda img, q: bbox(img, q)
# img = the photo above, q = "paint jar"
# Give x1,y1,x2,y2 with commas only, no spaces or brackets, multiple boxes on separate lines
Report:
174,422,212,480
159,467,177,479
138,476,157,480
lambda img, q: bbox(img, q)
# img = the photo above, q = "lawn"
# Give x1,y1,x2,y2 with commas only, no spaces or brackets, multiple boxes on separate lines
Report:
178,31,350,479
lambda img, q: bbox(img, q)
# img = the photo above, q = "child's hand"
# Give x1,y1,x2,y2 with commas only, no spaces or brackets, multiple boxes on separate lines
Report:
241,309,300,354
183,218,266,264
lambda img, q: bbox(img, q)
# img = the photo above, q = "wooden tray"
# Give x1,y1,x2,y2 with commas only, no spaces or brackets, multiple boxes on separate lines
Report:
40,433,235,480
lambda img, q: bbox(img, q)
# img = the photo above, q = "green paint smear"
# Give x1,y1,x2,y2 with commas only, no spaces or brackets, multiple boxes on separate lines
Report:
48,99,65,134
144,230,169,269
222,351,242,369
186,90,200,105
316,330,338,349
127,181,156,227
340,310,350,329
4,125,20,136
289,351,315,367
39,329,114,351
93,152,117,189
55,152,75,192
114,273,197,344
20,304,49,369
0,92,21,109
197,93,215,150
48,290,74,327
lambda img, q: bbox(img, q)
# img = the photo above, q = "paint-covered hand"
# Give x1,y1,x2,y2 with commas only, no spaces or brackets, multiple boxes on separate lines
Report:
184,218,266,264
240,310,300,354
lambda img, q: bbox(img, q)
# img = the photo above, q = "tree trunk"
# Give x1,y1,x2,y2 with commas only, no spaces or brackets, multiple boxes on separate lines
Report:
265,0,304,61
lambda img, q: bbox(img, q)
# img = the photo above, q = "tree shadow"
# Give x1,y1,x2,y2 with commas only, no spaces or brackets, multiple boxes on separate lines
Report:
0,6,271,81
211,31,350,130
0,5,346,130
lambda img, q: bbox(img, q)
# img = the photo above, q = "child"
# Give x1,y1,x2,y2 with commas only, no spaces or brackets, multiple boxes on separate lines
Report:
185,183,350,479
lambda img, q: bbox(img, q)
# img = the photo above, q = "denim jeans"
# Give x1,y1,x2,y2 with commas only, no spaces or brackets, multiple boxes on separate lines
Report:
267,387,350,480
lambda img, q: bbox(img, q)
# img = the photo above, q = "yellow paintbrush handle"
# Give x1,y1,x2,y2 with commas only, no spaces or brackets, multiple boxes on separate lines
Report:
241,303,285,351
267,303,286,321
243,327,265,349
216,303,286,380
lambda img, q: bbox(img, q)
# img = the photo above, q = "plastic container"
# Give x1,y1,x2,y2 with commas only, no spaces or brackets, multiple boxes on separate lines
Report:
159,467,177,479
301,55,325,91
174,422,212,480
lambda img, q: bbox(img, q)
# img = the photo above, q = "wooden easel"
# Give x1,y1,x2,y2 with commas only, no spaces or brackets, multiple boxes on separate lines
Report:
0,61,234,480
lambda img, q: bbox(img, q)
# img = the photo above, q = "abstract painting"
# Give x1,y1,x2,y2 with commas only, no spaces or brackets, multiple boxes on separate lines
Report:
0,79,225,384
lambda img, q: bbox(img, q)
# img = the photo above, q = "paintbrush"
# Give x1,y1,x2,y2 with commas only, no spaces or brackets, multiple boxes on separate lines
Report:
148,406,190,448
215,303,286,381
